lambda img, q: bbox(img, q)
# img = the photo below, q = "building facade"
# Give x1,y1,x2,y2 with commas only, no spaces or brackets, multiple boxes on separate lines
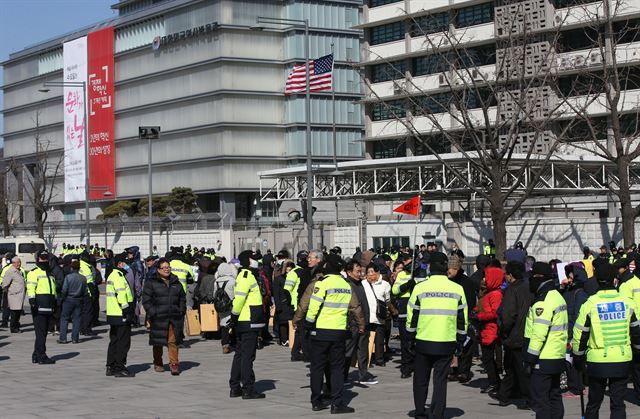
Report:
1,0,364,226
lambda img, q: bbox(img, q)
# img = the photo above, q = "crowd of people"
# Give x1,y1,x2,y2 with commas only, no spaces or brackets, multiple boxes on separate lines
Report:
1,240,640,418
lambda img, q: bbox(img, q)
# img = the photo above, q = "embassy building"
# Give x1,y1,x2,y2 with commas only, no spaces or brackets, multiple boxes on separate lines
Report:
1,0,364,226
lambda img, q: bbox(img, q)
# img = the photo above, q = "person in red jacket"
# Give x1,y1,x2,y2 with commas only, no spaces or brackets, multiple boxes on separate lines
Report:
476,266,504,394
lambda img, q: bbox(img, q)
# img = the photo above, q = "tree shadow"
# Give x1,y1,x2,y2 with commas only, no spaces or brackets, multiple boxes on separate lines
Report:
78,336,102,343
255,379,277,393
0,335,8,340
0,342,10,349
50,352,80,362
128,363,152,374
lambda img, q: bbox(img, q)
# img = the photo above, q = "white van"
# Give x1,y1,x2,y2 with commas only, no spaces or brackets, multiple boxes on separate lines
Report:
0,237,47,269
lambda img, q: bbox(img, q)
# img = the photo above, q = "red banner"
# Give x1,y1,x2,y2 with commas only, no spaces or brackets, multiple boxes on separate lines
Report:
87,27,115,200
393,195,421,216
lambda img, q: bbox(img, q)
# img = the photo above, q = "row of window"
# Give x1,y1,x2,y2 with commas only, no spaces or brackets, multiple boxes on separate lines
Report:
368,0,595,9
371,132,477,159
557,67,640,97
370,45,496,83
370,2,495,45
557,20,640,53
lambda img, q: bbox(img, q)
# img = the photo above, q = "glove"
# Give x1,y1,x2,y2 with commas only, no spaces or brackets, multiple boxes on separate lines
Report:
122,305,135,323
29,298,37,315
407,330,416,344
228,314,239,330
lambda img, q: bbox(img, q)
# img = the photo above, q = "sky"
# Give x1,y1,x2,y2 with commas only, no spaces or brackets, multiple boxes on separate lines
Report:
0,0,117,143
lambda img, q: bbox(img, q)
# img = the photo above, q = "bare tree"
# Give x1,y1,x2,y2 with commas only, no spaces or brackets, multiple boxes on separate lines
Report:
558,0,640,246
10,112,64,239
362,5,592,258
0,168,11,237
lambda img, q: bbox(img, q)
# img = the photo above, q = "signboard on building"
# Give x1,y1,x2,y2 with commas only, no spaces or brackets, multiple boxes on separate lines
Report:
87,27,115,200
63,36,87,203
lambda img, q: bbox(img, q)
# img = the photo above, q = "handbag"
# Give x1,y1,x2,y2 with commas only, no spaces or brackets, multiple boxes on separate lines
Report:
370,282,388,321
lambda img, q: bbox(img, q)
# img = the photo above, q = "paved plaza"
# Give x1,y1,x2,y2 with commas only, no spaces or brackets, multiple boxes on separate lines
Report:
1,310,639,419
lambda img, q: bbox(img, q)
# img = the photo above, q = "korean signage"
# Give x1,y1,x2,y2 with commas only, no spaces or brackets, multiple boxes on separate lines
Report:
152,22,218,50
87,27,115,201
63,36,87,203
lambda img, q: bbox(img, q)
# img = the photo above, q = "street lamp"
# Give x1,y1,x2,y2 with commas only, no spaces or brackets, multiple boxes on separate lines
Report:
253,16,314,249
40,81,91,247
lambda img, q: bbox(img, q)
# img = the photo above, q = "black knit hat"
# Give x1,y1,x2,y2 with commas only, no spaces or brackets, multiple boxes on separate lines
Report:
324,253,344,274
595,263,617,285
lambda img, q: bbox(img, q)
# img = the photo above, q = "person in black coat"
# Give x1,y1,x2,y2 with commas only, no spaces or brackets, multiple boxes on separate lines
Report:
142,257,187,376
272,261,295,346
494,261,533,408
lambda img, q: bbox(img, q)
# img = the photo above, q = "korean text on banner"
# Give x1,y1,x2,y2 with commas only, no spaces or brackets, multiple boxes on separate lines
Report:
63,36,88,203
87,27,115,200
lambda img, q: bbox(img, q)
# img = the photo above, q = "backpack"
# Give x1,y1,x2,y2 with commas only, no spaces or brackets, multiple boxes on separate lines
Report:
213,281,232,313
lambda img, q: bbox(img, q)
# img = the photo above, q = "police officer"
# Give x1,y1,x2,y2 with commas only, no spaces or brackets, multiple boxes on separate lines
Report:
229,250,266,400
305,253,364,413
524,262,568,419
616,256,640,399
27,250,57,364
79,252,97,336
483,239,496,258
285,250,307,361
169,247,194,295
573,263,640,418
406,252,467,419
391,253,416,378
105,252,135,378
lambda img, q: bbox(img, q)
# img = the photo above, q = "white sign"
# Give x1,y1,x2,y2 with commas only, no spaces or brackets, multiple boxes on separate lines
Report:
63,36,88,203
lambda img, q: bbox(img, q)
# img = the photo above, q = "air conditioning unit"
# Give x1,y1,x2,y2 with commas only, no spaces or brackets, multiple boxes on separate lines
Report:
559,57,569,69
574,54,586,67
589,51,602,64
471,68,484,82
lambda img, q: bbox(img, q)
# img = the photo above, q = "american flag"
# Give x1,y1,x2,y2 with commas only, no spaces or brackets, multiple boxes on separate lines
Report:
285,53,334,94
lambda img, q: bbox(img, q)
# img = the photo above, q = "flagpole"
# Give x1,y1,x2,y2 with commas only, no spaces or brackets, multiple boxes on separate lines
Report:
410,207,420,277
331,42,339,226
304,19,314,249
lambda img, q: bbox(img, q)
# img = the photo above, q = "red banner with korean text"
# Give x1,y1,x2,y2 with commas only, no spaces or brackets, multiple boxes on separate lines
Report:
87,27,115,200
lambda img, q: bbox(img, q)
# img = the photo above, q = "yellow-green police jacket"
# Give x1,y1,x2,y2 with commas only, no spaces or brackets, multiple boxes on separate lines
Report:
406,274,468,355
572,288,640,377
284,266,303,310
619,272,640,312
306,274,352,341
106,269,133,325
231,268,265,332
392,270,413,318
79,260,95,285
26,266,57,313
524,285,568,374
170,259,193,293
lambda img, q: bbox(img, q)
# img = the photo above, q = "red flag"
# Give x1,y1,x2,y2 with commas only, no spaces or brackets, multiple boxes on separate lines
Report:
393,195,421,216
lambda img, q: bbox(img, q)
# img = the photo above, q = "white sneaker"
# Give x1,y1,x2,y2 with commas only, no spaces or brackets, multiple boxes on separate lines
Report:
357,378,378,385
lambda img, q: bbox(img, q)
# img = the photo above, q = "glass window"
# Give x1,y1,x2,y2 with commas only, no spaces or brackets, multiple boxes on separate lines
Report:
614,19,640,44
558,72,605,97
371,99,406,121
455,2,494,28
457,88,496,109
371,61,407,83
410,12,449,37
373,236,410,249
415,134,452,155
369,0,400,6
370,21,405,45
18,243,45,254
0,243,15,254
557,27,600,52
563,117,607,142
412,93,451,114
413,54,450,76
459,44,496,67
554,0,598,7
372,141,407,159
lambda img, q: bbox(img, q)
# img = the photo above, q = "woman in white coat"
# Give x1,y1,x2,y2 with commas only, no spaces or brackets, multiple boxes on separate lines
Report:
365,263,391,366
2,257,25,333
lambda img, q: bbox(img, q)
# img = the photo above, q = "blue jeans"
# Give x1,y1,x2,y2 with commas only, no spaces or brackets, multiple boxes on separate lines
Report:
60,298,82,342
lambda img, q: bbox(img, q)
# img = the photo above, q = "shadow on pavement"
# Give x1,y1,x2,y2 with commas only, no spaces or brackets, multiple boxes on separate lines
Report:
128,363,152,374
408,408,465,418
0,342,10,349
51,351,80,362
255,379,277,393
462,377,488,389
342,389,359,404
180,361,200,372
625,388,640,406
0,356,9,361
79,336,102,343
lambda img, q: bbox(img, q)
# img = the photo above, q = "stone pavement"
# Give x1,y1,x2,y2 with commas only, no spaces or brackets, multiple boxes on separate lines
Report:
1,314,639,419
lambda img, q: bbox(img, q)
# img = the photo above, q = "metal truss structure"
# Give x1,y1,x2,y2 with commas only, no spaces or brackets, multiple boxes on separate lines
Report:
259,153,640,202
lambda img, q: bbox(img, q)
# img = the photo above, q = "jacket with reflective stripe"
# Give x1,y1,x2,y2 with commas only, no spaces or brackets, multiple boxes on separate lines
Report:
26,266,57,313
524,287,568,373
572,289,640,377
306,274,352,341
406,274,468,355
106,269,133,325
231,268,265,332
391,270,413,317
619,274,640,312
170,259,192,293
284,266,302,310
79,260,94,284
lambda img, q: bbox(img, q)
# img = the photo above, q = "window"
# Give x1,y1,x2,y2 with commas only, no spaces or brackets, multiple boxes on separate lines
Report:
371,61,407,83
0,243,15,254
455,2,494,28
558,72,605,97
413,54,450,76
563,117,607,142
410,12,449,37
557,27,600,52
369,0,399,6
18,243,45,254
620,114,640,137
614,19,640,44
373,236,410,249
457,88,496,109
554,0,599,7
415,134,452,155
373,141,406,159
371,99,406,121
412,93,452,114
370,22,405,45
459,44,496,67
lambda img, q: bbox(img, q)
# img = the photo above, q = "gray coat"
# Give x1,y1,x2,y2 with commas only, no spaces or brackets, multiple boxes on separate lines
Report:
2,266,25,310
214,263,236,327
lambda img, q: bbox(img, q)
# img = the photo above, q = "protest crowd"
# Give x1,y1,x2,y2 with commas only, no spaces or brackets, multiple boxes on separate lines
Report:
1,239,640,418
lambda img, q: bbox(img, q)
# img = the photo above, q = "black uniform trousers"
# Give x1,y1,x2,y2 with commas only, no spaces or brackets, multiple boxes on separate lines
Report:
456,325,475,378
310,338,345,407
229,330,258,391
585,375,627,419
89,283,100,326
497,348,530,401
530,370,564,419
106,324,131,371
81,294,94,333
632,354,640,399
398,318,414,375
32,312,51,361
292,326,309,357
1,291,10,325
413,352,452,419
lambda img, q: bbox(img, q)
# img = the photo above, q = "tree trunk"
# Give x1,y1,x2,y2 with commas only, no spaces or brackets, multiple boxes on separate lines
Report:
616,158,636,247
490,207,508,261
35,208,45,239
